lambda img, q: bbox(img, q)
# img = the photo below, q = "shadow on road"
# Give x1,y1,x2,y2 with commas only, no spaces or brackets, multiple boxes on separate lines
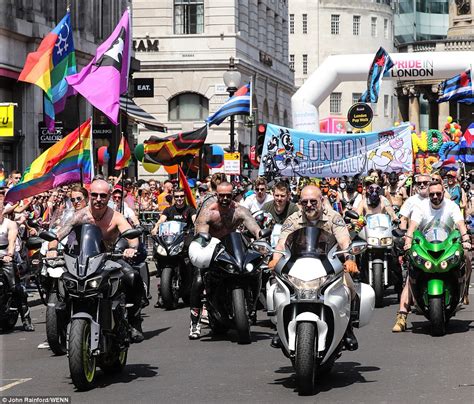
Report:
271,361,380,394
91,363,160,389
199,329,274,344
410,319,473,335
143,326,171,340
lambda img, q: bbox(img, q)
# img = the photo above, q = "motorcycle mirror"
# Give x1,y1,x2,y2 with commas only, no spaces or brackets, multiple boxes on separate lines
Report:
332,249,349,258
26,236,43,250
344,210,359,220
120,228,143,240
392,228,406,238
259,228,272,239
252,240,272,255
39,231,58,242
350,242,367,255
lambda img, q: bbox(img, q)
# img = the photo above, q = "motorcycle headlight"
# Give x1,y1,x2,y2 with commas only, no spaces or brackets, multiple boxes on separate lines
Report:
169,241,184,256
380,237,393,246
440,260,448,269
367,237,380,246
85,276,102,290
245,263,254,272
287,275,328,300
412,251,425,266
424,261,432,270
63,278,77,291
224,264,237,274
156,244,167,256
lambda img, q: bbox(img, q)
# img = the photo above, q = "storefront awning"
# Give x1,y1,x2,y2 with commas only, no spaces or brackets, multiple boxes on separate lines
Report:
120,96,167,133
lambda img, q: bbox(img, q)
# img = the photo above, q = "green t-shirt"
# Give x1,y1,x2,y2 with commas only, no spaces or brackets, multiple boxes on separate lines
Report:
262,201,299,224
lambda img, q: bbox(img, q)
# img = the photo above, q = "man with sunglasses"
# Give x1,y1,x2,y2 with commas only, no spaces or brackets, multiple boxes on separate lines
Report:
446,170,467,209
187,181,262,339
268,185,361,351
242,177,273,213
112,187,140,226
151,188,196,234
46,179,146,343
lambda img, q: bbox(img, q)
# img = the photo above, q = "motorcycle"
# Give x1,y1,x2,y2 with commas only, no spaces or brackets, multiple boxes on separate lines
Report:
39,224,142,390
152,221,192,309
203,229,270,344
402,224,467,336
358,213,402,307
0,243,19,331
268,226,374,395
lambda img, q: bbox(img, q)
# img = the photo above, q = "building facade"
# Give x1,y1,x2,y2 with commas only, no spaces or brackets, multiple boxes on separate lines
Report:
132,0,294,178
0,0,130,174
289,0,396,131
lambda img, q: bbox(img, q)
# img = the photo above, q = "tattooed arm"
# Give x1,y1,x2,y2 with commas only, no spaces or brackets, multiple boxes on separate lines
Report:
237,206,261,239
47,207,89,254
194,208,211,235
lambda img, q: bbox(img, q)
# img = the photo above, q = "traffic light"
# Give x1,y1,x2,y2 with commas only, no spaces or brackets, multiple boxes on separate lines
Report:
242,154,251,170
256,123,267,163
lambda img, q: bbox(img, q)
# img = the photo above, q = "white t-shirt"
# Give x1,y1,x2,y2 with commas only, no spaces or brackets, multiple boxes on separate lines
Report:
399,194,426,220
411,198,463,232
241,193,273,213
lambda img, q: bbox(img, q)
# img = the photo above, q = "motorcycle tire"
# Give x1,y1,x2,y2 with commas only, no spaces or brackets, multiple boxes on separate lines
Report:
373,263,384,308
429,296,446,337
46,294,67,356
208,311,229,335
295,321,316,396
68,319,96,391
0,309,18,331
232,288,251,344
160,267,180,310
100,349,128,374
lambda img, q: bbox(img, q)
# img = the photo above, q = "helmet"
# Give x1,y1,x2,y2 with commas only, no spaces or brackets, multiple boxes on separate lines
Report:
252,210,275,229
188,234,221,269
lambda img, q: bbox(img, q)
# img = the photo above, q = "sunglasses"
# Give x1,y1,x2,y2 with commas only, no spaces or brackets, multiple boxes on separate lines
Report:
429,192,443,198
416,181,430,186
70,197,84,203
174,195,185,199
300,199,319,206
369,186,381,192
217,193,232,199
90,192,109,199
256,187,266,192
112,195,122,200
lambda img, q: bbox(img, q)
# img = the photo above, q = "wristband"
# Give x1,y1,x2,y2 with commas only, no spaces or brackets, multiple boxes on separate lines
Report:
405,235,413,239
49,248,58,251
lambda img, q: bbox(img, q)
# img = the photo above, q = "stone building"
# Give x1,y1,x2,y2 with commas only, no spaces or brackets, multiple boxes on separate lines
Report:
0,0,131,174
132,0,294,178
289,0,396,131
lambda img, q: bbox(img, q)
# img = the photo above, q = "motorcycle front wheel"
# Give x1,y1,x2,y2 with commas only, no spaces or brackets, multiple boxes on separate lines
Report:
232,288,251,344
372,263,384,308
429,296,446,337
295,321,317,396
68,319,97,391
160,267,180,310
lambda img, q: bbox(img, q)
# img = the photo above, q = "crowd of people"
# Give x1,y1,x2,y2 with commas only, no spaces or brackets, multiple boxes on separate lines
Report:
0,165,472,342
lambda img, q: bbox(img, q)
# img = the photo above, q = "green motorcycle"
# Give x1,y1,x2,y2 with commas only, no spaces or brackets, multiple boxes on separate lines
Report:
407,225,467,336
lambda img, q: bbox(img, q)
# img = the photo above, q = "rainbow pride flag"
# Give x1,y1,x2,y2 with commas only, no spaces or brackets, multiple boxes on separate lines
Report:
115,134,131,170
18,12,76,131
5,119,92,204
0,164,5,187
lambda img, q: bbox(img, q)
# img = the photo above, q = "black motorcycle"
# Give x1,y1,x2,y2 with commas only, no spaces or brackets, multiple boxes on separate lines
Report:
0,243,19,331
153,221,192,309
203,230,270,344
39,224,142,391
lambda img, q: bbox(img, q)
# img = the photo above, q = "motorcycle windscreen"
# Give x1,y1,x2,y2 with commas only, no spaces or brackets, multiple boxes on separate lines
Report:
421,225,451,244
286,227,324,258
366,214,391,230
221,232,248,268
66,224,105,264
159,221,186,244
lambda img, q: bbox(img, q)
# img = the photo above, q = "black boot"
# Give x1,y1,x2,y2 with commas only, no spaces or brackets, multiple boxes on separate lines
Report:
343,295,359,351
129,313,144,343
270,333,281,348
18,288,35,332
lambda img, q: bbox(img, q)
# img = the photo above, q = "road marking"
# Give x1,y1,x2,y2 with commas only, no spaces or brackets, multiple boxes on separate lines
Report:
0,378,32,392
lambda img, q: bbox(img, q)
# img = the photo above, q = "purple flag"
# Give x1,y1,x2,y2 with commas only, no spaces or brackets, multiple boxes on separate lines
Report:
66,9,130,125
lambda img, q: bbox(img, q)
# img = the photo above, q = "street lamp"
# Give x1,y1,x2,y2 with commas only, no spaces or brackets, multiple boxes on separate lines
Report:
223,57,241,153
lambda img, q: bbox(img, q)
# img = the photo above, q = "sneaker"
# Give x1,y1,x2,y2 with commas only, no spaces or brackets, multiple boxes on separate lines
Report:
249,310,257,325
37,341,50,349
154,295,164,309
130,326,145,343
189,322,201,340
200,306,209,325
392,312,407,332
22,317,35,332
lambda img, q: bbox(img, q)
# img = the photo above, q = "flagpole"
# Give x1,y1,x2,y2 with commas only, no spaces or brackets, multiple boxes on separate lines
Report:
77,95,83,185
90,115,95,180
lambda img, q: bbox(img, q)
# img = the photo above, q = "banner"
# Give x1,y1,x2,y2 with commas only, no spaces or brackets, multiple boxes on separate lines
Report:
0,104,14,137
258,123,412,178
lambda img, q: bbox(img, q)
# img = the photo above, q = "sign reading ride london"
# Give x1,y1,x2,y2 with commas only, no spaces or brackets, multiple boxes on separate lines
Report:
258,123,412,178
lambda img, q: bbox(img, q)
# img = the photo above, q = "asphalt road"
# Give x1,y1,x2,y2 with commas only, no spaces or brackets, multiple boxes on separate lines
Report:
1,285,473,404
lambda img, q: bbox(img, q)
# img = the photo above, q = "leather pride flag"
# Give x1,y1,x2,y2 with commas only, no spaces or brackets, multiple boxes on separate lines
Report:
143,125,207,166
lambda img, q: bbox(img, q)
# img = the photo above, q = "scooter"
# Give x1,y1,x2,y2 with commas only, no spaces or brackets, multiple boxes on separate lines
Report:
268,226,374,395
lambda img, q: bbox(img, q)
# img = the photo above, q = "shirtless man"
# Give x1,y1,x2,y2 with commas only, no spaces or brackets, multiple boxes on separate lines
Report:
384,172,408,210
357,177,398,222
187,181,262,339
46,179,146,343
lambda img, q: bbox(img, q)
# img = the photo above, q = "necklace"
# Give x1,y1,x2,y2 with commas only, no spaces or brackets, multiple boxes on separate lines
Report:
92,208,108,222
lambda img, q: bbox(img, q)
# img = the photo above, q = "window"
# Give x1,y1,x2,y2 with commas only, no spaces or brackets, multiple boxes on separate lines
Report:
331,14,340,35
384,95,389,117
371,17,377,37
169,92,209,121
352,93,362,105
302,54,308,75
353,16,360,36
384,19,388,39
174,0,204,35
289,54,295,71
302,14,307,34
330,92,342,114
289,14,294,34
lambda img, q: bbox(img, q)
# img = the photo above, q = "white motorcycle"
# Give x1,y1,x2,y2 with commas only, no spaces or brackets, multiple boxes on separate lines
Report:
264,226,375,395
358,213,402,307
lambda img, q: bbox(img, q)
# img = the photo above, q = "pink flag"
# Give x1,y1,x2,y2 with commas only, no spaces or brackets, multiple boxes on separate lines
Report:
66,9,130,125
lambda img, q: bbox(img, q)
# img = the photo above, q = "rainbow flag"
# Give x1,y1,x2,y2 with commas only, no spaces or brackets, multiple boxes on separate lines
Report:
18,13,76,131
5,119,92,204
0,164,5,187
115,134,131,170
177,165,197,209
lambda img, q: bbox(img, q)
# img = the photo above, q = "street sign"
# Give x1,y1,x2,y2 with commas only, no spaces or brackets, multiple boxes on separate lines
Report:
38,121,64,147
0,104,14,137
133,78,154,97
347,103,373,129
224,152,241,175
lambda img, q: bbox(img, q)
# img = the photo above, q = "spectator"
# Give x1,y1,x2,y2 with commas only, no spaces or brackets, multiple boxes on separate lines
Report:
241,177,273,213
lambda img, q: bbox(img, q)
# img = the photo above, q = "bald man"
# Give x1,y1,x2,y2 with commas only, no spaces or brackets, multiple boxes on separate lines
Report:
268,185,360,351
47,179,146,343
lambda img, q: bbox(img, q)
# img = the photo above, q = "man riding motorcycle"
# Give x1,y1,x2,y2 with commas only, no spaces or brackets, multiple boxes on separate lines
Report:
357,177,398,222
268,185,360,351
262,181,299,225
384,172,408,210
187,181,262,339
46,179,146,343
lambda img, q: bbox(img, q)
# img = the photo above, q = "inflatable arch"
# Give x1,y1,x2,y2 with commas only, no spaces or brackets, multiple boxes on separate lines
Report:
291,51,474,132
